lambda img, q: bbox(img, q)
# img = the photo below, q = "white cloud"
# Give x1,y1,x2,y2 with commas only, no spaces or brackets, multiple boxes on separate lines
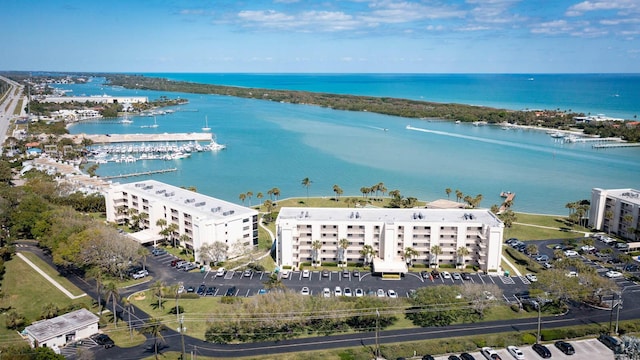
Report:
530,20,573,35
566,0,639,16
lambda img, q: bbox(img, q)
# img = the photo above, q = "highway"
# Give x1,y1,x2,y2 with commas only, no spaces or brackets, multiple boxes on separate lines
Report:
0,75,26,150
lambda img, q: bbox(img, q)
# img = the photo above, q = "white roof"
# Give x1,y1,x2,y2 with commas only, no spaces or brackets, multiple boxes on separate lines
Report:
602,188,640,206
24,308,98,343
372,258,408,274
128,228,163,244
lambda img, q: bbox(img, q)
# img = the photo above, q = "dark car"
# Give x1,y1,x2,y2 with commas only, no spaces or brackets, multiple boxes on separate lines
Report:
421,271,429,279
205,287,216,296
431,270,440,279
91,333,114,348
422,356,435,360
225,286,237,296
151,247,167,256
197,284,206,296
186,286,195,293
448,356,461,360
532,343,552,358
461,273,471,280
554,340,575,355
170,259,179,267
460,353,476,360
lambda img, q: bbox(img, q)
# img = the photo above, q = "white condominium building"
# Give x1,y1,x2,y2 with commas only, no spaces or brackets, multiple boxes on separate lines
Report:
276,207,504,274
105,180,258,262
589,188,640,240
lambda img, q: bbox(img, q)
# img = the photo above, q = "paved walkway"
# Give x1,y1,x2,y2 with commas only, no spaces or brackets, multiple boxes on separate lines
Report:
229,216,274,272
500,252,522,276
16,252,87,300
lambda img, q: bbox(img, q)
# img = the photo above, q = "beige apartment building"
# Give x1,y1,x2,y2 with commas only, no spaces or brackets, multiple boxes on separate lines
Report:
589,188,640,240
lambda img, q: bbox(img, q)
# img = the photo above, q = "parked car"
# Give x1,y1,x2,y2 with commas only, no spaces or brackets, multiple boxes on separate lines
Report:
461,273,471,280
598,334,624,353
216,267,226,276
186,286,195,293
175,261,188,269
343,287,353,297
431,270,440,279
225,286,237,296
376,288,386,297
564,250,579,257
481,347,502,360
205,287,216,296
91,333,114,348
355,288,364,297
342,269,350,277
280,269,290,279
448,356,461,360
581,245,596,252
421,270,430,279
334,286,342,296
507,345,525,360
243,269,253,277
197,284,206,296
525,273,538,282
554,340,575,355
441,271,452,279
605,270,624,278
322,288,331,298
302,269,310,278
132,269,149,279
535,254,549,262
532,343,552,358
321,269,329,277
352,269,360,277
505,238,519,245
422,356,435,360
615,242,630,250
300,287,310,295
170,259,180,267
151,247,167,256
452,272,461,280
183,263,198,271
460,353,476,360
387,289,398,298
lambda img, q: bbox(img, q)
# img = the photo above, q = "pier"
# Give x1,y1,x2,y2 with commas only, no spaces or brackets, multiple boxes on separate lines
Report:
102,168,178,180
64,132,213,145
499,191,515,213
564,136,623,143
592,143,640,149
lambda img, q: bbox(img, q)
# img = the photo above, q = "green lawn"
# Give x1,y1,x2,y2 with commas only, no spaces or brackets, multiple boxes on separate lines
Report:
19,252,86,297
0,255,93,340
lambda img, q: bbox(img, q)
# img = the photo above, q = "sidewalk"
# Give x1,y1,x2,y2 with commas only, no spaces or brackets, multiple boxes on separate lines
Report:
16,252,87,300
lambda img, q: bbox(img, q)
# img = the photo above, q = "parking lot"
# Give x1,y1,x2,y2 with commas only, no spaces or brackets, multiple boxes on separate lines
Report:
427,338,615,360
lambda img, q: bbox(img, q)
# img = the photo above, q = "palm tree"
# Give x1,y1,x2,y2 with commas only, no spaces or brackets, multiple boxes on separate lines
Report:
151,280,165,310
256,192,263,207
526,244,538,256
445,188,452,199
179,233,191,250
155,218,167,247
239,193,246,205
311,240,322,267
104,282,120,328
138,246,150,271
377,182,387,199
267,189,274,201
86,267,104,312
140,318,167,360
499,210,517,228
360,187,368,198
359,245,376,265
122,296,136,340
605,210,614,234
263,199,275,216
455,189,463,202
338,238,349,266
404,247,418,267
456,246,469,269
138,212,149,229
272,187,281,201
246,191,253,206
333,184,343,202
430,245,442,268
490,204,500,214
301,177,312,201
166,223,179,247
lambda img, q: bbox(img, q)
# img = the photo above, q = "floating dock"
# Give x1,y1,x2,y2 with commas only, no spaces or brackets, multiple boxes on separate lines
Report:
102,168,178,180
64,132,213,144
592,143,640,149
499,191,515,213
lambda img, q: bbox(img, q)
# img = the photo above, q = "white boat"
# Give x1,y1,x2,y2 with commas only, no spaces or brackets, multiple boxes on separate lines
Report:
202,115,211,131
550,132,564,138
150,116,159,128
120,115,133,124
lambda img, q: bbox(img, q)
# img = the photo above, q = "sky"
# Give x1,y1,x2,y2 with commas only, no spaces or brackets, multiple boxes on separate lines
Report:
1,0,639,73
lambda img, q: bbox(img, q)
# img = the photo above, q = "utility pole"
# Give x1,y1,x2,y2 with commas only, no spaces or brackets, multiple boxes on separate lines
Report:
180,315,186,359
609,292,616,334
536,301,541,343
375,308,380,358
616,293,623,335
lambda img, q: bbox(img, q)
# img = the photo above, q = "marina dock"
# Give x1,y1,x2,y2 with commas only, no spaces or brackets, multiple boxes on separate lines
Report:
65,132,213,144
499,191,515,213
102,168,178,180
592,143,640,149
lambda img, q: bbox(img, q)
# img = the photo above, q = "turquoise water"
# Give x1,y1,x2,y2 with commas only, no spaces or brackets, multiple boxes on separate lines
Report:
62,75,640,215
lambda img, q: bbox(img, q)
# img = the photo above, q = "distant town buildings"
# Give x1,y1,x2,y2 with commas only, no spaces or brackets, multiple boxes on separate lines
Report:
39,95,148,105
105,180,259,262
276,207,504,274
589,188,640,240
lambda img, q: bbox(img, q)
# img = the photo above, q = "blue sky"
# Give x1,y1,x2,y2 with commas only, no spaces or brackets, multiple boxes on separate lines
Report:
1,0,639,73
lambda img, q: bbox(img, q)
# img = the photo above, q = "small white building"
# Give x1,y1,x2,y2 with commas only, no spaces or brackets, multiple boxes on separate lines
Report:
589,188,640,240
276,207,504,273
104,180,259,262
23,308,99,349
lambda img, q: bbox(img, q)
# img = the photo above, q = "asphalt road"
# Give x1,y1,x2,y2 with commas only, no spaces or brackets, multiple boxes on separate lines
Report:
17,237,637,359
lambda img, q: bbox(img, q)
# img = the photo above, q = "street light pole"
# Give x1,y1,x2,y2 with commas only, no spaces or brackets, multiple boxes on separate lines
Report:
180,315,186,359
609,292,616,334
536,301,541,343
615,293,623,335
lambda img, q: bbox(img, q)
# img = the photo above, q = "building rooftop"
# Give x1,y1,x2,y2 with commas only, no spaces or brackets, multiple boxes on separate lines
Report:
116,180,257,220
24,308,98,342
277,207,502,226
598,188,640,206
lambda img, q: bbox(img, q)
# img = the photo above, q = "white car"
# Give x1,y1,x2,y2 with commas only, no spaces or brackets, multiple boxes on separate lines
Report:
302,269,310,278
564,249,579,257
355,288,364,297
344,287,353,297
441,271,451,279
322,288,331,297
507,345,525,360
581,245,596,252
481,347,501,360
216,267,226,277
300,286,310,295
566,271,579,277
376,288,386,297
132,269,148,279
334,286,342,297
525,273,538,282
280,269,290,279
605,270,623,278
387,289,398,298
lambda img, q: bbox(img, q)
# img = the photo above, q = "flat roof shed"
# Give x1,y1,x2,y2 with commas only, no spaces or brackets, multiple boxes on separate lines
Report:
24,308,99,349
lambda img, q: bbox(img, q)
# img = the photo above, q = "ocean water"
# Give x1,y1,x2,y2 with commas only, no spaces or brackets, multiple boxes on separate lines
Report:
62,75,640,215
